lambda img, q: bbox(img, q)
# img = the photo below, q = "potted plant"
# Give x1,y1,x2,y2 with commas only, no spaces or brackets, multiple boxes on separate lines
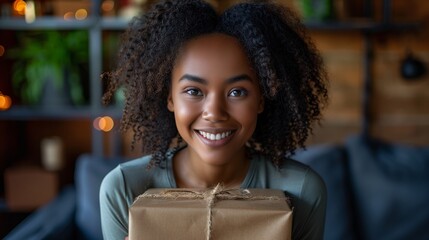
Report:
8,30,88,107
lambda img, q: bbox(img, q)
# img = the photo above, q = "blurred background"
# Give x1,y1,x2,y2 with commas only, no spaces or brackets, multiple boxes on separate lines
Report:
0,0,428,239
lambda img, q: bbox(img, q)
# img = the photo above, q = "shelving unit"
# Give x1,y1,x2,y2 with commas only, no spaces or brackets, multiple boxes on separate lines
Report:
0,17,128,30
0,0,129,158
0,106,122,120
0,4,128,233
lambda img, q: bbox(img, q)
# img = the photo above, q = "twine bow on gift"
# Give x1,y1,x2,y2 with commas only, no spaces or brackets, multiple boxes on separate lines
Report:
137,184,285,240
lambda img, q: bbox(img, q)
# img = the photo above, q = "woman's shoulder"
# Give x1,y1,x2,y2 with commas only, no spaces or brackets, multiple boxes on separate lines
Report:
118,154,154,173
287,158,326,194
102,155,152,181
255,154,320,179
100,155,152,189
253,154,326,198
100,154,172,202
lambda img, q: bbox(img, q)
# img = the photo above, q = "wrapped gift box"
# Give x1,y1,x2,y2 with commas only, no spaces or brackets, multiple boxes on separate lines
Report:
129,186,292,240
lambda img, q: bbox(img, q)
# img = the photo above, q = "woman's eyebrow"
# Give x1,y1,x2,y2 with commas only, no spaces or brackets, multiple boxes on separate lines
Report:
179,74,252,84
179,74,206,84
227,74,252,84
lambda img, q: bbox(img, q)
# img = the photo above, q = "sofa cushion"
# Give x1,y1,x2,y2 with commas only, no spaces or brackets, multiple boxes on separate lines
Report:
293,144,357,240
346,135,429,240
75,154,123,240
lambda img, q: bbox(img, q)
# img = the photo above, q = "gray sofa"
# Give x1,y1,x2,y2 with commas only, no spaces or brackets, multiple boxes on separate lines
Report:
5,134,429,240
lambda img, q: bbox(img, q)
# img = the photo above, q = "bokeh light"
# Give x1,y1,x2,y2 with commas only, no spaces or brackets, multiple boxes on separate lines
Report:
13,0,26,15
102,0,115,12
64,11,74,20
93,116,114,132
93,117,101,130
75,9,88,20
0,93,12,110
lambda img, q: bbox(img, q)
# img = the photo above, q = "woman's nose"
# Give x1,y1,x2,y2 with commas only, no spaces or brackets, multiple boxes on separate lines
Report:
202,94,229,122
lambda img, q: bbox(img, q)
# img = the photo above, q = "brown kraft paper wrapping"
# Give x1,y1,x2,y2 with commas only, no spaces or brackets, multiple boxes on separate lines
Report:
129,185,293,240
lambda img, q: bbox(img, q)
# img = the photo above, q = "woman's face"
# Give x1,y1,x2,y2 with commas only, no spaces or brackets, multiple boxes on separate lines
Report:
168,33,264,166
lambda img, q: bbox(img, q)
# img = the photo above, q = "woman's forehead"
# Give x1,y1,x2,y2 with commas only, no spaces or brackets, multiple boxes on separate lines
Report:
175,33,253,69
172,33,257,82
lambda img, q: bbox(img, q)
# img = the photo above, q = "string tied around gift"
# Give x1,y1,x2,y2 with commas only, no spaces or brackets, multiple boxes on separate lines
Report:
137,183,286,240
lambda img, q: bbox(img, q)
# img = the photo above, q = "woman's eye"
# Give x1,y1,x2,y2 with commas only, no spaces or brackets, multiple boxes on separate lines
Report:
229,89,248,97
185,88,203,96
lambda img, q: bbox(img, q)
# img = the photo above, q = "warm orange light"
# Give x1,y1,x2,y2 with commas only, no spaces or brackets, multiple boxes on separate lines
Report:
102,0,115,12
0,45,4,57
0,94,12,110
13,0,26,15
75,9,88,20
64,11,74,20
101,116,114,132
93,117,102,130
99,117,107,130
93,116,114,132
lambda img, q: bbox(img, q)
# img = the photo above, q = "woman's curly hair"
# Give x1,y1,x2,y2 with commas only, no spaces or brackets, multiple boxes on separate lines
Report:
103,0,328,168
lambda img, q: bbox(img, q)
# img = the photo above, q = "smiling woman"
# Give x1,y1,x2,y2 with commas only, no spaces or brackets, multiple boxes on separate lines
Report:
100,0,328,239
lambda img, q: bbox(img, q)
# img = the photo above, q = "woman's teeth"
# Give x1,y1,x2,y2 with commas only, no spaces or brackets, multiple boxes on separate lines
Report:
198,130,232,141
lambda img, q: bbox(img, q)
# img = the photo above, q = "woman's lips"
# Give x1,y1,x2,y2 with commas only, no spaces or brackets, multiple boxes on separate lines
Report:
195,129,236,147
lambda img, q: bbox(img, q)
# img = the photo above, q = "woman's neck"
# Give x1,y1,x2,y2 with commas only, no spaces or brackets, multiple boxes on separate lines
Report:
173,147,250,189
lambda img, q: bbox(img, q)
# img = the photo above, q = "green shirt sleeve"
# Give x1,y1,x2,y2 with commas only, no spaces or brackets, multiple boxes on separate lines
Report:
99,155,171,240
99,166,130,240
292,167,327,240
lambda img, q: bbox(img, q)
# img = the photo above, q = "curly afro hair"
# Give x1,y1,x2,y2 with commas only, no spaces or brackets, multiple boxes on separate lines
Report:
103,0,328,168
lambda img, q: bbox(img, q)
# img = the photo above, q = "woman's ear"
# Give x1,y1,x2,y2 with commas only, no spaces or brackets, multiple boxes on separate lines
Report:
167,92,174,112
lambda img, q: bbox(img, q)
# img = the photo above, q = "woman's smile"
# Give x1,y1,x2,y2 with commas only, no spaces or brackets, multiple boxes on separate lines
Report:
197,130,233,141
195,129,236,147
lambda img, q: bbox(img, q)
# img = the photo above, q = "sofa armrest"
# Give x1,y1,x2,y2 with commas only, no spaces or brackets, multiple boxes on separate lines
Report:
293,144,357,240
4,186,76,240
75,154,123,240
